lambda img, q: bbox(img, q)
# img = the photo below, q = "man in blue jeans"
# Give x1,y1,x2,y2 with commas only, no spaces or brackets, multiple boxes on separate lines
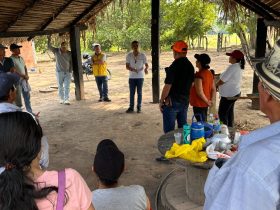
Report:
48,36,72,105
157,40,194,161
125,41,148,113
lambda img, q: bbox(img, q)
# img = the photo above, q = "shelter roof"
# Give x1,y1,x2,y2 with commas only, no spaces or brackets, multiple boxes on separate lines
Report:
0,0,113,38
226,0,280,20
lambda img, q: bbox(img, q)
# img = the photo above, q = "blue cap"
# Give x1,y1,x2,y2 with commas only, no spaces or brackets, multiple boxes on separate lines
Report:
0,73,20,98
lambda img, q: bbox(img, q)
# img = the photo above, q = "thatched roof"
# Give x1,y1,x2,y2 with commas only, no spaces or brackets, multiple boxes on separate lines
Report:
0,0,113,38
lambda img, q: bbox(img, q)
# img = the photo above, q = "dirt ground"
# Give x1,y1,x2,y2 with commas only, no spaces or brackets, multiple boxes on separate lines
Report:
27,50,269,209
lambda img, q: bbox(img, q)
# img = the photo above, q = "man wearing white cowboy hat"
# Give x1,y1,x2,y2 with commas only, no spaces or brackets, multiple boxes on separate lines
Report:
204,39,280,210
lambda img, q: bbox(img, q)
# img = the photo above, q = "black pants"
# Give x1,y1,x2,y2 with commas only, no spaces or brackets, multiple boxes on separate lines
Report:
218,93,240,127
193,106,208,122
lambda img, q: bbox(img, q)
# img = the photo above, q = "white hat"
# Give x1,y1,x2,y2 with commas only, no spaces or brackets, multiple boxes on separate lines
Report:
92,43,100,48
255,39,280,101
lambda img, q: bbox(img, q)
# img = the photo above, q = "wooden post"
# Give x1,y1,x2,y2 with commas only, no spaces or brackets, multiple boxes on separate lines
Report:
70,25,85,100
252,18,267,109
151,0,160,103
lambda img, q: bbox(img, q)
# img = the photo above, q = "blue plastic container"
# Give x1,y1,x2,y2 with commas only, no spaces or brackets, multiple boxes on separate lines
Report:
190,115,205,140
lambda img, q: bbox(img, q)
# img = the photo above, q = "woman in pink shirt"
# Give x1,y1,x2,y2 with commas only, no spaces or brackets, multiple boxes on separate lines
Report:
0,111,95,210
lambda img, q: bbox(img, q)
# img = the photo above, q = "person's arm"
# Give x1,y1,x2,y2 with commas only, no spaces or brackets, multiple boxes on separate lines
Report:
92,54,106,65
144,63,148,74
210,79,216,104
159,84,172,112
145,196,151,210
87,204,95,210
126,63,137,72
194,78,212,106
47,36,56,53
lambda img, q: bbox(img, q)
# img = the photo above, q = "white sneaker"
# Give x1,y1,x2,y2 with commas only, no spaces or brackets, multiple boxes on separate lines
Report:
64,100,70,105
59,99,64,104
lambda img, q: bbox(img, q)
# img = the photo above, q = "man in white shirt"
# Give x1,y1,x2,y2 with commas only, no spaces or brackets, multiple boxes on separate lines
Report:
125,41,148,113
204,39,280,210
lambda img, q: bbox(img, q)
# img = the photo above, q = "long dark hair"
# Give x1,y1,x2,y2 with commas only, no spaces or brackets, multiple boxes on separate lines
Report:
0,112,57,210
237,58,245,69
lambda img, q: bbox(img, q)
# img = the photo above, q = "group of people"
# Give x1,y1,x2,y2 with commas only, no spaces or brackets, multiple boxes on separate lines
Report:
0,43,33,113
2,37,280,209
47,37,149,114
0,112,150,209
159,40,245,134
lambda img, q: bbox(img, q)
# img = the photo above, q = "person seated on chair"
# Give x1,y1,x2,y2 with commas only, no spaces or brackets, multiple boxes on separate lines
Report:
92,139,151,210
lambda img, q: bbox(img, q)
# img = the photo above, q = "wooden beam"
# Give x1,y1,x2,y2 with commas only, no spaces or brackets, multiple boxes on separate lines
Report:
151,0,160,103
233,0,275,20
253,0,280,17
0,25,87,38
264,19,280,28
252,18,267,110
70,25,85,100
68,0,101,27
27,0,75,40
2,0,41,32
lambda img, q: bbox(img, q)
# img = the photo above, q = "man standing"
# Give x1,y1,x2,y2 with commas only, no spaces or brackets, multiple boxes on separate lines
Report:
204,39,280,210
10,43,33,113
159,40,194,133
126,41,148,113
92,43,111,102
48,36,72,105
0,44,15,73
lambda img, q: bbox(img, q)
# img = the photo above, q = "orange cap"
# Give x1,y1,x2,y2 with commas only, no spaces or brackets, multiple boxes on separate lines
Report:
171,40,188,53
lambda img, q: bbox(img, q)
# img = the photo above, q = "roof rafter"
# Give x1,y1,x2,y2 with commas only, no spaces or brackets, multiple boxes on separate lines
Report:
27,0,75,40
251,0,280,17
0,24,87,38
2,0,41,32
68,0,101,27
233,0,275,20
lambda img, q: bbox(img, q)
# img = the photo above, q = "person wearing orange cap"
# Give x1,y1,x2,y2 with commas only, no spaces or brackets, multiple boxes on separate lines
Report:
159,40,194,134
216,50,245,127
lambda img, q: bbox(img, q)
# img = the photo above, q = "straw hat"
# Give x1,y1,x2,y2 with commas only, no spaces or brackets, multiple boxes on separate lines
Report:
255,39,280,101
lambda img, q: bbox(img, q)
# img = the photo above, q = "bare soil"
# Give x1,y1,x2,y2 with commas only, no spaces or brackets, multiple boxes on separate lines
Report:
28,50,269,209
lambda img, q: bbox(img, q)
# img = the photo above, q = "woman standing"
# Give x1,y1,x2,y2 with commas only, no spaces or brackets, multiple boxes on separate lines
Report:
0,112,95,210
190,53,216,122
216,50,245,127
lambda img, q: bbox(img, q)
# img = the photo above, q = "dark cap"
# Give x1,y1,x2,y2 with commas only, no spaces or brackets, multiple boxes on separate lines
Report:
194,53,211,66
0,44,8,49
94,139,124,182
226,50,244,60
0,73,20,98
10,43,22,50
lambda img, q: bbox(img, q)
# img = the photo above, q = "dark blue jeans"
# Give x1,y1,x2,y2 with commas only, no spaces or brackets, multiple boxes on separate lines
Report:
162,100,188,133
129,78,144,109
95,76,108,99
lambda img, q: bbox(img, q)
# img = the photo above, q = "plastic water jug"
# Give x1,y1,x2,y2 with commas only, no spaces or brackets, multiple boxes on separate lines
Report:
190,114,205,140
183,124,191,144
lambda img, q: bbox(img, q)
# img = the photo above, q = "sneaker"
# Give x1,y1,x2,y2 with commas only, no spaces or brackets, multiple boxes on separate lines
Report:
64,100,70,105
137,108,141,113
156,156,169,162
103,98,111,102
126,108,134,113
98,98,103,102
59,99,64,104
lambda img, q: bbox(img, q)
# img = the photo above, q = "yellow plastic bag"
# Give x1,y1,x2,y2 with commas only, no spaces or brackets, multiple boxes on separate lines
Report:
164,137,207,163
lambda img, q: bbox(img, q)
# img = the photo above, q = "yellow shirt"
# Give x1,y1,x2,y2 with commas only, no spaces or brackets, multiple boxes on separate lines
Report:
92,53,107,76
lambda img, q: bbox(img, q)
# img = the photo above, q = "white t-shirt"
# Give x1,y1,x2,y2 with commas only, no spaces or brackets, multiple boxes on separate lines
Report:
92,185,147,210
219,63,243,97
126,52,147,79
